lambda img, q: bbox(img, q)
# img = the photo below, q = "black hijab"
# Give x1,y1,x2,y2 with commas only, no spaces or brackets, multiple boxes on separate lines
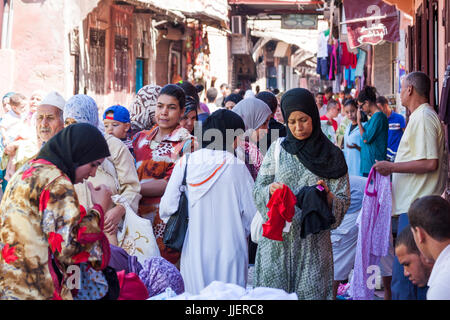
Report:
280,88,347,179
200,109,245,152
224,93,243,106
36,123,111,184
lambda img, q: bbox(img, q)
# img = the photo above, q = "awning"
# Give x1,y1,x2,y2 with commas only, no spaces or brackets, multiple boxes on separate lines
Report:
137,0,229,30
274,42,290,57
382,0,414,17
116,0,185,21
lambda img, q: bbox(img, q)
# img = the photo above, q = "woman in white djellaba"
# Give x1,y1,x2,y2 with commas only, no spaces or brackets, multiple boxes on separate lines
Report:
159,109,257,294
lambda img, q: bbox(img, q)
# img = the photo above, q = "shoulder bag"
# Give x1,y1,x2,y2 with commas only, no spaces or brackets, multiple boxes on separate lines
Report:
163,153,190,252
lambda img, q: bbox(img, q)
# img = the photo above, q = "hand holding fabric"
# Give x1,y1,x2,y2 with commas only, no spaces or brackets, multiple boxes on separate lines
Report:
269,182,284,196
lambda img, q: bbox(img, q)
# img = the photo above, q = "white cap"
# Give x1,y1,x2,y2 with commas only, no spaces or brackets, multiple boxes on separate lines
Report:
39,91,66,111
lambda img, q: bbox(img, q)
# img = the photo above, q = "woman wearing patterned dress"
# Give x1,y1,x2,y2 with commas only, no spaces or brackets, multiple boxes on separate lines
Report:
253,88,350,299
0,123,112,300
132,84,196,265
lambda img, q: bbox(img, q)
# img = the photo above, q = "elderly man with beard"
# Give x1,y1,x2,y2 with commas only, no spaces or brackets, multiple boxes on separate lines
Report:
0,91,65,188
35,91,65,148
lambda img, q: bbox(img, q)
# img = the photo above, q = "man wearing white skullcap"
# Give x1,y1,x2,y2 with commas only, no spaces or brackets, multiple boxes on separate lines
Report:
36,91,65,148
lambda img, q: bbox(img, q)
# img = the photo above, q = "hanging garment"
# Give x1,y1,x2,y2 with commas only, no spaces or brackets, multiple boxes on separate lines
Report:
328,44,335,81
350,168,392,300
317,57,329,80
317,31,329,58
355,49,366,78
439,59,450,149
262,185,297,241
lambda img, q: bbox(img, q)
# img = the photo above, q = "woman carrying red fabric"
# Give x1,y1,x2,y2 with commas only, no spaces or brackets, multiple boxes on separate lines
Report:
132,84,196,265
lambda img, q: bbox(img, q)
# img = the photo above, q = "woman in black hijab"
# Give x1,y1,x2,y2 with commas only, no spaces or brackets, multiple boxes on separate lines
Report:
0,123,114,300
252,87,350,300
37,122,111,184
223,93,243,110
199,108,245,153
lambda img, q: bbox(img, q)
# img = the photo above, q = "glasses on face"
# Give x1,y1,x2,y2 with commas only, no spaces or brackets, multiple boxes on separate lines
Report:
358,101,367,108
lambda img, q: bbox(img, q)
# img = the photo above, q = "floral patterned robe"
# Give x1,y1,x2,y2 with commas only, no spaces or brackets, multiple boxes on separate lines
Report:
0,159,109,300
252,143,350,299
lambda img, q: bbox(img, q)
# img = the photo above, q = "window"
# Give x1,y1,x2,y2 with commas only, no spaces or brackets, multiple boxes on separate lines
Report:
114,35,128,91
88,28,106,94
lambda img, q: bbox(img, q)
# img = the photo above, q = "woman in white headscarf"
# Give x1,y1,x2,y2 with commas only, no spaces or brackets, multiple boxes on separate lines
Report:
231,97,272,180
64,94,159,264
244,89,255,99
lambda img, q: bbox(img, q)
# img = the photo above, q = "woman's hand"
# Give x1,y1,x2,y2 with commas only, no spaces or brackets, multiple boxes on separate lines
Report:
356,108,362,123
88,182,113,213
104,205,126,234
269,182,284,196
317,180,334,208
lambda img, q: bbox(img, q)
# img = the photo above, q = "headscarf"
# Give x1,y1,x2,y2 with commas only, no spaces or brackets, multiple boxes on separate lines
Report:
183,95,198,119
36,123,110,184
139,257,185,297
224,93,243,106
280,88,347,179
200,109,245,151
130,84,161,131
64,94,104,132
231,97,272,131
256,91,278,113
244,90,255,99
176,81,200,107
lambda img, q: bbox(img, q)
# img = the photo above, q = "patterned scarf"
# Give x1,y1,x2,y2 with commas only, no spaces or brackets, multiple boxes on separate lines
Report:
64,94,105,133
130,84,161,132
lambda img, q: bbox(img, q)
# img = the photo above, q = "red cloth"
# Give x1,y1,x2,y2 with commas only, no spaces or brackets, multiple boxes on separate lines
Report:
117,270,149,300
262,185,297,241
320,115,338,131
340,42,352,67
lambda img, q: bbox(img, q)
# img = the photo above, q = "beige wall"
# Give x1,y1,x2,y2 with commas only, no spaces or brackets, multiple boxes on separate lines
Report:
0,0,66,99
206,26,230,89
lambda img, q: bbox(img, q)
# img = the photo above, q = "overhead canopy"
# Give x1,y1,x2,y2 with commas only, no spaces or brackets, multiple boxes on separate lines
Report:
128,0,229,29
274,42,290,57
229,0,324,15
382,0,414,17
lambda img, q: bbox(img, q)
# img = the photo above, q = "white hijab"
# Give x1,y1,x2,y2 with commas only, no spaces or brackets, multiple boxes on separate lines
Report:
231,97,272,132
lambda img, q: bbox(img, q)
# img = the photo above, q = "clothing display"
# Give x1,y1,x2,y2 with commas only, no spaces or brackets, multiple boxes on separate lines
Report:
350,168,392,300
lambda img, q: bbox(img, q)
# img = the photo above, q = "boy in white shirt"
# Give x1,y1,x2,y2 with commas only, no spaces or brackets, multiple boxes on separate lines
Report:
408,196,450,300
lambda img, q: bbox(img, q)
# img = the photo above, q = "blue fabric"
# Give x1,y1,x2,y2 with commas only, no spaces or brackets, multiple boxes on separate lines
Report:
391,213,429,300
355,49,366,77
360,112,388,175
316,57,329,80
343,122,363,176
386,112,406,162
197,112,209,123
